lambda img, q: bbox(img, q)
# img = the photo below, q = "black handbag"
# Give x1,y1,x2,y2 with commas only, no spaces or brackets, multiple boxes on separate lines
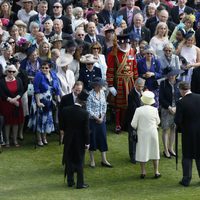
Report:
131,128,138,143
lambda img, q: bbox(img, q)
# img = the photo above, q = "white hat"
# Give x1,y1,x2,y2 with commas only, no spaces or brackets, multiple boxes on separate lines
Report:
4,65,18,75
56,54,73,67
14,20,27,28
17,0,38,7
80,54,98,64
141,91,155,105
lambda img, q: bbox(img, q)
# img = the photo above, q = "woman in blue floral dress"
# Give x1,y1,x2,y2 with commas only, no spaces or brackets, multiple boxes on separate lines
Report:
28,61,60,146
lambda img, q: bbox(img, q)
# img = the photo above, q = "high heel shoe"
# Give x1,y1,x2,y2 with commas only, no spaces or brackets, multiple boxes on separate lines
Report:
168,150,176,157
140,174,146,179
163,151,171,159
154,173,161,179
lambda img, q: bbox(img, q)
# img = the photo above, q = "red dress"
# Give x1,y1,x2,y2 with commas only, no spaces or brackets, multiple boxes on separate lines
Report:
0,80,24,125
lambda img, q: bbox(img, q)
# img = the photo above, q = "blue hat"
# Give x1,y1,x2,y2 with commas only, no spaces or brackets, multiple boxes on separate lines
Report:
163,67,184,77
26,45,36,57
90,77,106,87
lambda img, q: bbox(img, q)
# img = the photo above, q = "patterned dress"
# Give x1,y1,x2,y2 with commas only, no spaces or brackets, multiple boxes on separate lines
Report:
28,71,60,134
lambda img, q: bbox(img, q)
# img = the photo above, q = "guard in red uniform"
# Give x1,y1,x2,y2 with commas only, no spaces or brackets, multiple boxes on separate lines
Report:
107,34,138,133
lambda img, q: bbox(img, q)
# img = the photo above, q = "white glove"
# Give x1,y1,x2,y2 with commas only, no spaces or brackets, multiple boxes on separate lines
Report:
109,87,117,96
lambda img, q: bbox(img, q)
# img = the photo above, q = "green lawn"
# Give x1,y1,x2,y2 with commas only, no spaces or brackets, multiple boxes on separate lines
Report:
0,128,200,200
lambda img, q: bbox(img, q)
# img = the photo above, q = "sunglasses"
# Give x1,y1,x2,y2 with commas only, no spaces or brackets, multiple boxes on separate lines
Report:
146,52,153,55
94,6,101,8
164,49,172,52
53,6,61,8
78,34,84,36
41,67,49,70
93,47,100,50
9,41,15,44
8,70,16,73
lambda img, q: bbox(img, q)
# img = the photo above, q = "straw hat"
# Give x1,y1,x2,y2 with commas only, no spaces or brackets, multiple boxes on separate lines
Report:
17,0,38,7
80,54,98,64
56,54,73,67
141,91,155,105
14,20,27,28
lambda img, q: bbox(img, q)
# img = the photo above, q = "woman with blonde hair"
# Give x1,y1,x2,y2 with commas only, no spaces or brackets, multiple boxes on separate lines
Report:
38,41,51,62
149,22,169,57
0,0,17,28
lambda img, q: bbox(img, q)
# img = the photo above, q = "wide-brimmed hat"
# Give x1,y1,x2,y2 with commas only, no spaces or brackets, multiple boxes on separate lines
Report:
4,64,18,75
17,0,38,7
163,67,184,77
185,30,195,39
80,54,98,64
14,20,27,28
141,91,155,105
143,45,155,55
117,34,130,44
56,54,73,67
90,77,106,87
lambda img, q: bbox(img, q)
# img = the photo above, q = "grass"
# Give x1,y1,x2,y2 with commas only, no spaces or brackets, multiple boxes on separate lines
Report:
0,126,200,200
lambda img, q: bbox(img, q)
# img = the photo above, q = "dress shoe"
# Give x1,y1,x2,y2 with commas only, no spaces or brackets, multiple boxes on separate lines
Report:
154,173,161,179
68,182,75,187
130,159,137,164
179,181,189,187
140,174,146,179
101,161,113,168
168,150,176,157
77,184,89,189
163,151,171,159
89,163,95,168
43,139,48,145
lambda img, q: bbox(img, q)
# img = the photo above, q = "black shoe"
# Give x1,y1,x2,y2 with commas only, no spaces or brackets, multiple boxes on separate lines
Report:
168,150,176,157
130,159,137,164
154,173,161,179
140,174,146,179
179,181,189,187
77,184,89,189
163,151,171,159
68,182,75,187
101,161,113,168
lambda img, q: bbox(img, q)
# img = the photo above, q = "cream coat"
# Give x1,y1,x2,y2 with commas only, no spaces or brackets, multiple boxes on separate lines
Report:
131,105,160,162
57,67,75,97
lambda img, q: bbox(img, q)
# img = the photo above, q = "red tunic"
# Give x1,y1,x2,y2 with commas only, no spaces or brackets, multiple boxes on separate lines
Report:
0,80,24,125
107,48,138,108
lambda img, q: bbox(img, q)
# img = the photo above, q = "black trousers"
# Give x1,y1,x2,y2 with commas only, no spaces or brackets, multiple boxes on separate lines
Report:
181,157,200,185
128,126,137,163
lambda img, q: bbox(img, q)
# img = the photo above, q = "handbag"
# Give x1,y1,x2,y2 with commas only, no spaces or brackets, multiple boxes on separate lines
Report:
131,128,138,143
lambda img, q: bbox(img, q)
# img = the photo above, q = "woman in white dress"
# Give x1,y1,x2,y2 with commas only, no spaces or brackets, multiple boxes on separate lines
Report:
56,54,75,97
149,22,169,57
178,31,200,83
131,91,160,179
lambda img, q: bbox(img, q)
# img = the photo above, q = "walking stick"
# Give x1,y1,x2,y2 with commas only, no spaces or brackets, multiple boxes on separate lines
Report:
175,126,178,170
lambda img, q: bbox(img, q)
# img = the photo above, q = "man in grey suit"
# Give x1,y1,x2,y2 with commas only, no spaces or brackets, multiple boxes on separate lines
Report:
175,82,200,187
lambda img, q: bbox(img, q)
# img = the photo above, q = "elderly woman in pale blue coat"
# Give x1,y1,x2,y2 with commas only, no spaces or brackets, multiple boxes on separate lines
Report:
86,77,112,168
131,91,160,179
158,43,180,76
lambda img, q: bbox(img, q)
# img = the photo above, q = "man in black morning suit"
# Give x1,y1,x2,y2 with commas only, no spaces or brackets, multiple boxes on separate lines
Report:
175,82,200,187
60,90,90,189
126,78,145,163
59,81,84,143
191,67,200,94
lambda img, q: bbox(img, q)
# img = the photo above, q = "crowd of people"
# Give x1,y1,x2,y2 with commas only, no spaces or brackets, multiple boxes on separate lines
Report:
0,0,200,189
